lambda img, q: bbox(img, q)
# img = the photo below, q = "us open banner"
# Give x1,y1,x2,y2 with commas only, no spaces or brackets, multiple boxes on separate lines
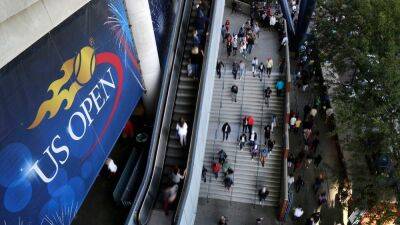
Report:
0,0,143,224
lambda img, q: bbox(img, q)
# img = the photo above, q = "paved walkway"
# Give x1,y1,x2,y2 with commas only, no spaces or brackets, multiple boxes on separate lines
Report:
288,73,345,225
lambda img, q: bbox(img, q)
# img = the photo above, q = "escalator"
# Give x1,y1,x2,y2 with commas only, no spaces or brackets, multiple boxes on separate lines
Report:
124,0,214,224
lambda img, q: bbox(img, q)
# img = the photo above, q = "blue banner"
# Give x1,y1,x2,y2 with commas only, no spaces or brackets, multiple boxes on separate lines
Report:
0,0,143,224
149,0,176,67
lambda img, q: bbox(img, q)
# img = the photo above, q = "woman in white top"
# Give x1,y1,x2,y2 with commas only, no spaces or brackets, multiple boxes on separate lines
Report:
251,57,259,76
253,22,260,38
240,41,247,59
271,115,277,133
176,117,188,147
232,34,238,56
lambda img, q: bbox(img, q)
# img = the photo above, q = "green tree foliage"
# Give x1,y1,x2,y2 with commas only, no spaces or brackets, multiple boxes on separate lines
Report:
314,0,400,223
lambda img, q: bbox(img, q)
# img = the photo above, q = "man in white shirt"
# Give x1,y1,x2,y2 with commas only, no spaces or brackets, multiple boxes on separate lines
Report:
280,36,288,51
293,206,304,220
105,158,118,174
269,15,277,28
251,57,259,77
288,174,295,186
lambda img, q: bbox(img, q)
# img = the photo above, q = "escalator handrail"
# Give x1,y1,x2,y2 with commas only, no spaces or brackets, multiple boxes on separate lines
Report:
174,0,224,224
124,0,187,224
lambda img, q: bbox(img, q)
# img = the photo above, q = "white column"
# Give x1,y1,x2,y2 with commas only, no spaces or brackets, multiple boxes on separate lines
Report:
125,0,161,117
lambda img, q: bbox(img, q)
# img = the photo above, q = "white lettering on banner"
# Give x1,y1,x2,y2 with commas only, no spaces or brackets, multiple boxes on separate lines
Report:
31,67,117,183
51,135,70,165
80,97,94,125
89,85,105,114
99,67,116,101
67,111,87,141
30,147,59,183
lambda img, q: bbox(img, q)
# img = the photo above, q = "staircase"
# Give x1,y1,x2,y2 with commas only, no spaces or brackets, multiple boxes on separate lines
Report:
199,70,284,206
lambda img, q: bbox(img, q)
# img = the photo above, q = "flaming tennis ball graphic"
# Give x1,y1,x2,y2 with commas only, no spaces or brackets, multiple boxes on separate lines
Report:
74,46,96,85
28,46,96,129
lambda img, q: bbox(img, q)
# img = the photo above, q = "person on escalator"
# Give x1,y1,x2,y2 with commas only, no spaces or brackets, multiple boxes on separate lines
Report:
176,117,188,147
195,4,208,35
170,166,185,185
190,46,203,79
163,184,179,215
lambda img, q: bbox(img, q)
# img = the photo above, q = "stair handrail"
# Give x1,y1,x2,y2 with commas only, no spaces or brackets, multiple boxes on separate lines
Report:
254,65,267,207
207,61,225,201
229,60,247,205
278,19,291,221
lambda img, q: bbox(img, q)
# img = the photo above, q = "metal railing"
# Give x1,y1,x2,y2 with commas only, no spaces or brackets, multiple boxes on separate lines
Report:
278,19,291,221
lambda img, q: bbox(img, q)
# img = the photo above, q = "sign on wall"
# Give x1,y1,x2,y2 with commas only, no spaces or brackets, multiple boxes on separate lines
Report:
0,0,143,224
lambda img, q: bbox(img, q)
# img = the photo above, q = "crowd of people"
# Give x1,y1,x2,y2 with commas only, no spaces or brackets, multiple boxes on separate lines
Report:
284,0,340,223
203,2,290,221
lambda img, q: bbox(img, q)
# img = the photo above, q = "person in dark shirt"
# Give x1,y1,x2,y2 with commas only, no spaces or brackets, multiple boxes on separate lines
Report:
216,60,225,79
221,123,231,141
231,85,238,102
264,87,272,106
232,61,239,79
258,186,269,204
264,125,271,144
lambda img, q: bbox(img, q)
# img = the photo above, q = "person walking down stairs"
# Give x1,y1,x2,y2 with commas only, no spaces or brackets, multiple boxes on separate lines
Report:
222,122,231,141
231,84,238,102
258,186,269,205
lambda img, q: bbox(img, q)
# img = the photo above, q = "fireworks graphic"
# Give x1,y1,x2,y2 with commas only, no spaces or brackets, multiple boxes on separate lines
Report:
104,0,145,91
149,0,166,45
104,0,138,61
39,202,79,225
